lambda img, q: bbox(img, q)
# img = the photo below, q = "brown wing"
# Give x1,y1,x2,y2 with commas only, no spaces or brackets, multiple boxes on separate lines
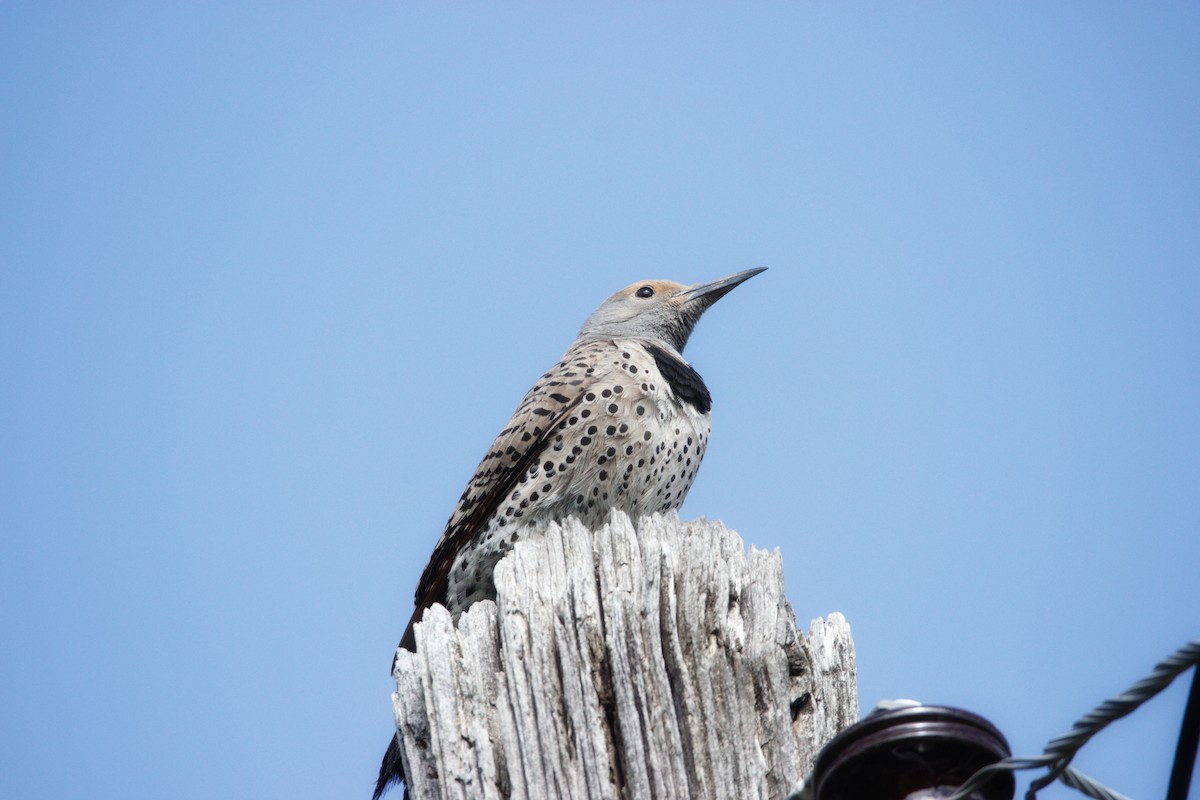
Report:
395,340,615,652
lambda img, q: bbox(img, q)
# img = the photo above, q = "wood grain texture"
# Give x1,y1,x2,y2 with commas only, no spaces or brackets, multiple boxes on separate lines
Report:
390,511,857,800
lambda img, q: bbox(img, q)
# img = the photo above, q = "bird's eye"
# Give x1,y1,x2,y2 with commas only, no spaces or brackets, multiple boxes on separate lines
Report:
635,286,654,298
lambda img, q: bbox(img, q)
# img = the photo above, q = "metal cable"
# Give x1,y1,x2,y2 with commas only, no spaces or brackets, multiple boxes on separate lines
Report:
945,640,1200,800
1058,766,1135,800
1167,666,1200,800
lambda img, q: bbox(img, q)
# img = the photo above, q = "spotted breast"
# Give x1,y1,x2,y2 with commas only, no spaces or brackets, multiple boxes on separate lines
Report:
375,267,765,800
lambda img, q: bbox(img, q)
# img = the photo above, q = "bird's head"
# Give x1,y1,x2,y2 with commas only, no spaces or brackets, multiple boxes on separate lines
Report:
577,267,766,354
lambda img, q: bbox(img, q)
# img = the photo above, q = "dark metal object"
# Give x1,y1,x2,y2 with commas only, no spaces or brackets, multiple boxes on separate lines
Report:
812,705,1015,800
1167,666,1200,800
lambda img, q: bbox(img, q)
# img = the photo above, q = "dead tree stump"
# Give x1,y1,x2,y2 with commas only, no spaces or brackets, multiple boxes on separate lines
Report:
390,511,857,800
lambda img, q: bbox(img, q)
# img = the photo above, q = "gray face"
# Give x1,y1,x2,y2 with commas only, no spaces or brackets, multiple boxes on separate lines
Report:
576,268,766,353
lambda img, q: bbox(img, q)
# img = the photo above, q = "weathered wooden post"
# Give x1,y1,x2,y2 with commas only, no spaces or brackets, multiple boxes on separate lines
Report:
389,511,857,800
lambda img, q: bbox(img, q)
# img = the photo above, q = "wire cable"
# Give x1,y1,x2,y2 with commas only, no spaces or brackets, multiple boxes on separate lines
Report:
1167,665,1200,800
945,640,1200,800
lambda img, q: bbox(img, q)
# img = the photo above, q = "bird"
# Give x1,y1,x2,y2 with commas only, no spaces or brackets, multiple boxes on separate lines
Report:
374,267,766,800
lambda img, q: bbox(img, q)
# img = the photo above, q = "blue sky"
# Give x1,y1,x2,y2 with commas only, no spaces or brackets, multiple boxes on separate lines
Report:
2,4,1197,799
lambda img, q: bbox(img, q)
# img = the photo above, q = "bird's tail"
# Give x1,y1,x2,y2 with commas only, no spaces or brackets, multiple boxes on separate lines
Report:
372,733,405,800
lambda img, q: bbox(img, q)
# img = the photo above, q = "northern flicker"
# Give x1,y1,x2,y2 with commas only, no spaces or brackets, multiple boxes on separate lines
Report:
374,267,766,800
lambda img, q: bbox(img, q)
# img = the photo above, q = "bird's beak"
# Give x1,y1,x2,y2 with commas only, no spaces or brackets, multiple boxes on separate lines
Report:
677,267,768,308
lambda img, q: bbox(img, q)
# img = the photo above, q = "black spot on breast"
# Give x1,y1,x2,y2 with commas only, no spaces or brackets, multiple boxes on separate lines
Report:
645,345,712,414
